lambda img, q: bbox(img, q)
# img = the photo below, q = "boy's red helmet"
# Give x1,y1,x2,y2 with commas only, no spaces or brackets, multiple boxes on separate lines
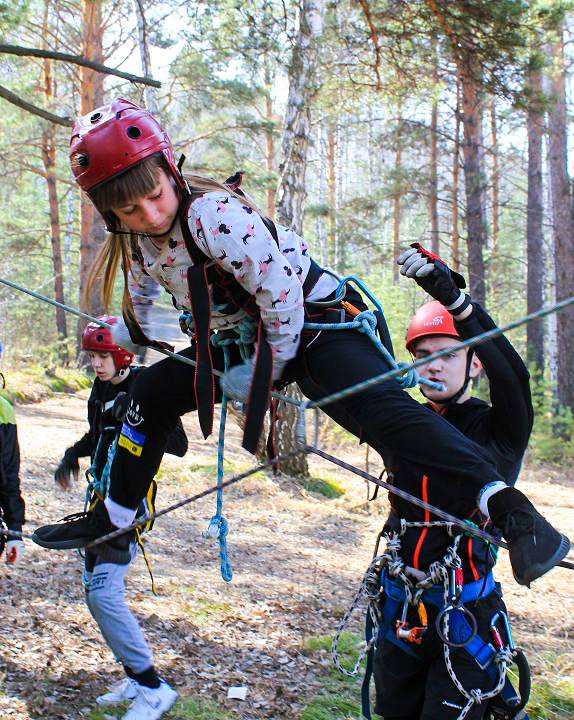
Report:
69,98,185,193
405,300,460,354
82,316,134,374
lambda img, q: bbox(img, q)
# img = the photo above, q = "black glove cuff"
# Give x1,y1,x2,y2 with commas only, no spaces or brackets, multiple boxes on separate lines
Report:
445,291,471,316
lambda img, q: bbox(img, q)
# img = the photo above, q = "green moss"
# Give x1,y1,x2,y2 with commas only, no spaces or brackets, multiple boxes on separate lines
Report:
300,475,345,498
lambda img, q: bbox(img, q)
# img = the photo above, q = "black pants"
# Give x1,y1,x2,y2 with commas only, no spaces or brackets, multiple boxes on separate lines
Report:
109,326,501,510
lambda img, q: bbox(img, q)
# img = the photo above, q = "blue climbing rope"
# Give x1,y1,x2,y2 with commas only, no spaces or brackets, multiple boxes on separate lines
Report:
85,428,118,510
197,316,259,582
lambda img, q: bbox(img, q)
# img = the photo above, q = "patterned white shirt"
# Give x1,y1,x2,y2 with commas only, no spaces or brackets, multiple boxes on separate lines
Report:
136,191,338,366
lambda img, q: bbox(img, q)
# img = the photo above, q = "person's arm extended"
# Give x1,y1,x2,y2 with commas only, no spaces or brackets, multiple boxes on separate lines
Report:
455,301,533,451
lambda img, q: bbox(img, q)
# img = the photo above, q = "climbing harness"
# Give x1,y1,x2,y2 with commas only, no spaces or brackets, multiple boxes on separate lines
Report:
332,521,531,720
303,274,443,393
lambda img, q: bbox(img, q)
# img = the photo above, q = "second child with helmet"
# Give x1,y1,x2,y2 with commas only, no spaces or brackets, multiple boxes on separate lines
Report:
34,99,569,599
53,317,188,720
369,246,535,720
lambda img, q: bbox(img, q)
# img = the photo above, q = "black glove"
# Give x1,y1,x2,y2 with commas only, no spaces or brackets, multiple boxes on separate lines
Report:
112,392,129,422
397,243,469,313
54,457,80,490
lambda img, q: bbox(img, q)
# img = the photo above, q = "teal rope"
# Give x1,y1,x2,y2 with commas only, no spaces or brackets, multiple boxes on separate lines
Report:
306,293,574,411
304,309,442,392
84,429,118,510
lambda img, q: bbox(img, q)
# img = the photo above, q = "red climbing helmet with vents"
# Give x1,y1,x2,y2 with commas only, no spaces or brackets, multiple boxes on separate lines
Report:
82,316,134,374
405,300,460,354
69,98,185,193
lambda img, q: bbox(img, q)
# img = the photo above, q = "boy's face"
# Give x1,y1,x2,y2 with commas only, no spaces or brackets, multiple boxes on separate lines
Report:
89,351,117,382
413,335,481,404
110,170,179,245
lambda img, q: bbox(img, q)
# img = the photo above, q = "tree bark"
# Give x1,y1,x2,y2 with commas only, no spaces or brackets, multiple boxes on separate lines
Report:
274,0,325,477
490,99,499,285
392,117,402,283
547,30,574,416
77,0,106,348
460,47,487,305
429,52,439,255
40,3,68,363
133,0,159,115
451,71,461,270
526,66,545,374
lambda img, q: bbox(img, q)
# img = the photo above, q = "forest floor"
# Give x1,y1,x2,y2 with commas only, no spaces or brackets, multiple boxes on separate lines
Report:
1,392,574,719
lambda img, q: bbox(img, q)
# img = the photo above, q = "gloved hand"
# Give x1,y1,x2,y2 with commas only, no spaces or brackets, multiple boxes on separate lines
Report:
219,357,255,403
5,539,25,565
112,392,129,422
111,319,140,355
397,243,469,313
54,457,79,490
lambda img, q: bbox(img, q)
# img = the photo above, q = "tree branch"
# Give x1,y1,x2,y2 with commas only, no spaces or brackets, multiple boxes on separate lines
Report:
0,43,162,88
0,84,73,126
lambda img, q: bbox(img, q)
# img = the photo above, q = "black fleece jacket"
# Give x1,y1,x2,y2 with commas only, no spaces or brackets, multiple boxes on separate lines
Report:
389,301,533,583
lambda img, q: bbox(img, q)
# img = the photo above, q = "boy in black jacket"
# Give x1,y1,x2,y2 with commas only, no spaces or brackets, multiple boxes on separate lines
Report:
52,317,187,720
372,247,534,720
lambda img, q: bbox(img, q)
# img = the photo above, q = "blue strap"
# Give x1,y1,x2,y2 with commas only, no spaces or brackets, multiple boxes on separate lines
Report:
360,570,497,719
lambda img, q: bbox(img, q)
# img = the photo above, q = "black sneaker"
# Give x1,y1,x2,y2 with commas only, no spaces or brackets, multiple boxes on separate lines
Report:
32,501,134,565
500,505,570,586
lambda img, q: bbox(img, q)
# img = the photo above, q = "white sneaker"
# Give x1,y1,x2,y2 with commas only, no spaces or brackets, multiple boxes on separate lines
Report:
121,680,178,720
96,677,141,705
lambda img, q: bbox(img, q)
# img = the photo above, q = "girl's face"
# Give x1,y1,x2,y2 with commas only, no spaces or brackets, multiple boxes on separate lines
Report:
89,351,118,383
110,170,180,244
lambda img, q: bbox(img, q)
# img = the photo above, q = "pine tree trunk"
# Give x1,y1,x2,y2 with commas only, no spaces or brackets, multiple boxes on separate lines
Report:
274,0,325,477
392,116,402,284
133,0,158,115
547,31,574,416
429,50,439,255
77,0,105,349
460,49,487,305
526,66,545,374
451,71,461,270
490,100,499,287
41,3,68,364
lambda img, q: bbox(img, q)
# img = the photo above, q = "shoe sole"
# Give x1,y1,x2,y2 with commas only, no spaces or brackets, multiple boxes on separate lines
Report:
513,533,571,587
32,532,92,550
32,532,132,565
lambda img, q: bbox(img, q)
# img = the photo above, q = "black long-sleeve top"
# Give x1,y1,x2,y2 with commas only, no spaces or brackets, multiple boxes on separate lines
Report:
63,367,188,477
0,397,25,532
389,301,533,583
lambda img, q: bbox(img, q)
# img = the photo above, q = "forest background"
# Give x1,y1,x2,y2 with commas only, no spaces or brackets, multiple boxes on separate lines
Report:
1,0,574,464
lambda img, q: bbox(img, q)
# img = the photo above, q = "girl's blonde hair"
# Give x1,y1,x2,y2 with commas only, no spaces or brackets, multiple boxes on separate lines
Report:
84,155,261,324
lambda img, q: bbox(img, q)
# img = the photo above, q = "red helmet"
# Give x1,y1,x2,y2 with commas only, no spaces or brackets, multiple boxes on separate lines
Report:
69,98,185,193
405,300,460,354
82,315,134,374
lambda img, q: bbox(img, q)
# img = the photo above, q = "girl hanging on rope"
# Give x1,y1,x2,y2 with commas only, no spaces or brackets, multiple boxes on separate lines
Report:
52,317,187,719
368,250,534,720
33,98,569,592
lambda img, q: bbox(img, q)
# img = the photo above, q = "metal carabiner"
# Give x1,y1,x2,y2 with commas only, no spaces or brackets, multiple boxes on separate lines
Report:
490,610,515,653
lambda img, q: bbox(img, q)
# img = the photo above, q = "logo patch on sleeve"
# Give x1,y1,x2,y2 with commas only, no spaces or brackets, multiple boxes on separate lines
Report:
119,423,145,457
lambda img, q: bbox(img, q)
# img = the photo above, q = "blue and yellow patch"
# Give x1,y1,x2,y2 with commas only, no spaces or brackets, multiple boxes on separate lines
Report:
119,423,145,457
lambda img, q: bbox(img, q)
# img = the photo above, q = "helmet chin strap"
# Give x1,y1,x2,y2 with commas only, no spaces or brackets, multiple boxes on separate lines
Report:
420,350,475,406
